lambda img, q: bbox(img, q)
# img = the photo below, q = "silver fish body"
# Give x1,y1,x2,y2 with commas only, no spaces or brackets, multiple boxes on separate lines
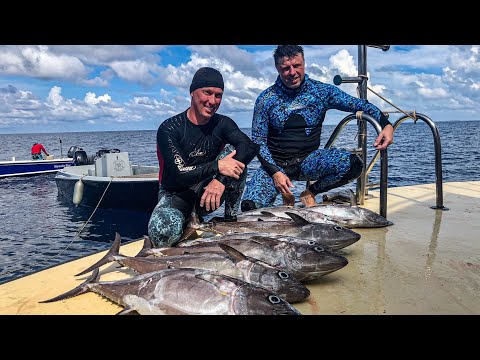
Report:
41,268,301,315
238,206,336,225
77,234,310,303
155,236,349,282
241,204,393,228
196,214,361,251
306,204,393,228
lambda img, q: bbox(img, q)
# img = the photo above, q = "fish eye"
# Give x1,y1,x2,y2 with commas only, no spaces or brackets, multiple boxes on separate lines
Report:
277,271,289,279
268,295,281,304
333,225,343,231
314,246,325,253
308,240,316,246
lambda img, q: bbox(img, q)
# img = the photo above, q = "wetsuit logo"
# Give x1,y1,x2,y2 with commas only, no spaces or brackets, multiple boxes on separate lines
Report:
174,154,196,172
288,101,306,111
189,148,206,158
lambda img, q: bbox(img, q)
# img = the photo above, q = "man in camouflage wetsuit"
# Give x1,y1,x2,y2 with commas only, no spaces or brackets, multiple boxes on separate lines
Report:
241,45,394,211
148,67,259,247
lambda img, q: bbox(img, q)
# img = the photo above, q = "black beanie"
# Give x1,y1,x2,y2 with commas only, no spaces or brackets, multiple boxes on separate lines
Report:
189,67,224,93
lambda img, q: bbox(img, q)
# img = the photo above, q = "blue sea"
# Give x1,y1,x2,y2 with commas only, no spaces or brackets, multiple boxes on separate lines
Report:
1,119,479,284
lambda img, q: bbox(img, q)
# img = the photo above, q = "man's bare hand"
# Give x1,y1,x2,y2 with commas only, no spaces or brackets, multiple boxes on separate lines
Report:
273,171,294,195
374,124,394,150
200,178,225,211
218,150,245,179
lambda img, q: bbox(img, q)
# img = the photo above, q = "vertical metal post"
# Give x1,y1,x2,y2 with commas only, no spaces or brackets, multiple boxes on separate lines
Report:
356,45,368,204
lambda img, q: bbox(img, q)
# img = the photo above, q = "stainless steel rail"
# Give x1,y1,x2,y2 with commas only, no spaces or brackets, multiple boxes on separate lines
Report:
321,45,447,216
323,113,388,218
367,113,448,210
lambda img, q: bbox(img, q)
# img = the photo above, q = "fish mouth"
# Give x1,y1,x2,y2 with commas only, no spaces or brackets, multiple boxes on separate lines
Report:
281,286,311,303
364,214,394,227
326,236,361,251
302,255,349,281
289,252,349,281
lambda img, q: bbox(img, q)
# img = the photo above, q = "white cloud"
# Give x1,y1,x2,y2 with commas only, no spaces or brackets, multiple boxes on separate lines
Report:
84,92,111,105
0,45,479,133
47,86,63,106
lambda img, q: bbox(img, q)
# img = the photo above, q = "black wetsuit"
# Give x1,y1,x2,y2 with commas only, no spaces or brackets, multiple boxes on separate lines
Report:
148,110,259,247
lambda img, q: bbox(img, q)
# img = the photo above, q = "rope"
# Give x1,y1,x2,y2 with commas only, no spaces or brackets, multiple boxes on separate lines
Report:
367,86,417,121
50,176,114,258
0,176,114,279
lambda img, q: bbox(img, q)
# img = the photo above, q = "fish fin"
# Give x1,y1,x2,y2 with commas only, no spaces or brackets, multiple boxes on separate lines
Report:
260,211,276,217
217,242,248,263
179,227,199,242
75,232,122,276
134,236,153,257
195,272,245,287
349,189,358,207
116,307,139,315
39,269,100,303
284,212,310,226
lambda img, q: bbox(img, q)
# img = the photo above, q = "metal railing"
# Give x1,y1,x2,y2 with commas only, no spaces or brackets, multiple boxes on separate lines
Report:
368,113,447,210
322,45,447,217
322,113,389,218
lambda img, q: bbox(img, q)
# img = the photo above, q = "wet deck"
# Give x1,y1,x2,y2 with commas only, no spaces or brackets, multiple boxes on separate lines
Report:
0,181,479,315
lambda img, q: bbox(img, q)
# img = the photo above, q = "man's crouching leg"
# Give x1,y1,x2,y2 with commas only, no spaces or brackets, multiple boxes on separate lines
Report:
148,206,185,247
223,168,248,221
309,153,364,196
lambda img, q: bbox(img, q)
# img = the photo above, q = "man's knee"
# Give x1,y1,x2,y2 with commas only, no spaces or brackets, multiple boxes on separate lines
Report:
148,207,185,247
241,199,257,212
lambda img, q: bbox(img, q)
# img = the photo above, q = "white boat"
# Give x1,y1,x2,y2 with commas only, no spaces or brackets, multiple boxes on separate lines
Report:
55,150,159,212
0,155,74,178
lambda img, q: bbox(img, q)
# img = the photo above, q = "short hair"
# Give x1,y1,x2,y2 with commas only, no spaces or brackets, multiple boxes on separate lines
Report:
273,45,304,66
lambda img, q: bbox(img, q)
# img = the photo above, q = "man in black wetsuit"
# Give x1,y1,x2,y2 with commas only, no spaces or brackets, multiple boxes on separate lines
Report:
241,45,394,211
148,67,259,247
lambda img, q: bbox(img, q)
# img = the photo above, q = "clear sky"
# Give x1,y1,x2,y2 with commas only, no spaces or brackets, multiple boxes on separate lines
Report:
0,45,478,134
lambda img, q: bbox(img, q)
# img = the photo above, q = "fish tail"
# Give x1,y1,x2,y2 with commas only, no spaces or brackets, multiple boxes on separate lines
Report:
39,269,99,303
134,235,153,257
75,232,122,276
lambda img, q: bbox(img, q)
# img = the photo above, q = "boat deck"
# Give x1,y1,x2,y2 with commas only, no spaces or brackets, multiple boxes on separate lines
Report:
1,181,479,315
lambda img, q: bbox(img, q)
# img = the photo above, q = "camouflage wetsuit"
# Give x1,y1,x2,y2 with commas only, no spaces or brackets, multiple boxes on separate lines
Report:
148,110,259,247
241,74,391,210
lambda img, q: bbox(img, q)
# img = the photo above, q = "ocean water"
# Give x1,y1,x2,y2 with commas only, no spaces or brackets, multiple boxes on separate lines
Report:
0,119,479,284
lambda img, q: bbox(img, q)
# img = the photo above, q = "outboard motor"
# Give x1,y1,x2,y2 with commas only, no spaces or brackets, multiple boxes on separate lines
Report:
73,150,89,166
93,148,122,162
96,149,111,158
67,146,83,158
86,154,96,165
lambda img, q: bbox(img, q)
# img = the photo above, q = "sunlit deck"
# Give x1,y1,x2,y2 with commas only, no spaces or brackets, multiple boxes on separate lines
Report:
1,181,479,315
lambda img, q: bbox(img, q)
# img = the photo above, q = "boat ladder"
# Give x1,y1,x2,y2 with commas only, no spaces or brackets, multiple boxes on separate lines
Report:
307,45,448,219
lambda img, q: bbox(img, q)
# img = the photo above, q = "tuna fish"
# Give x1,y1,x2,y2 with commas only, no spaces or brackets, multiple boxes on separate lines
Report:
142,235,349,282
40,268,301,315
237,208,337,224
75,233,310,303
240,190,393,228
185,212,361,251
